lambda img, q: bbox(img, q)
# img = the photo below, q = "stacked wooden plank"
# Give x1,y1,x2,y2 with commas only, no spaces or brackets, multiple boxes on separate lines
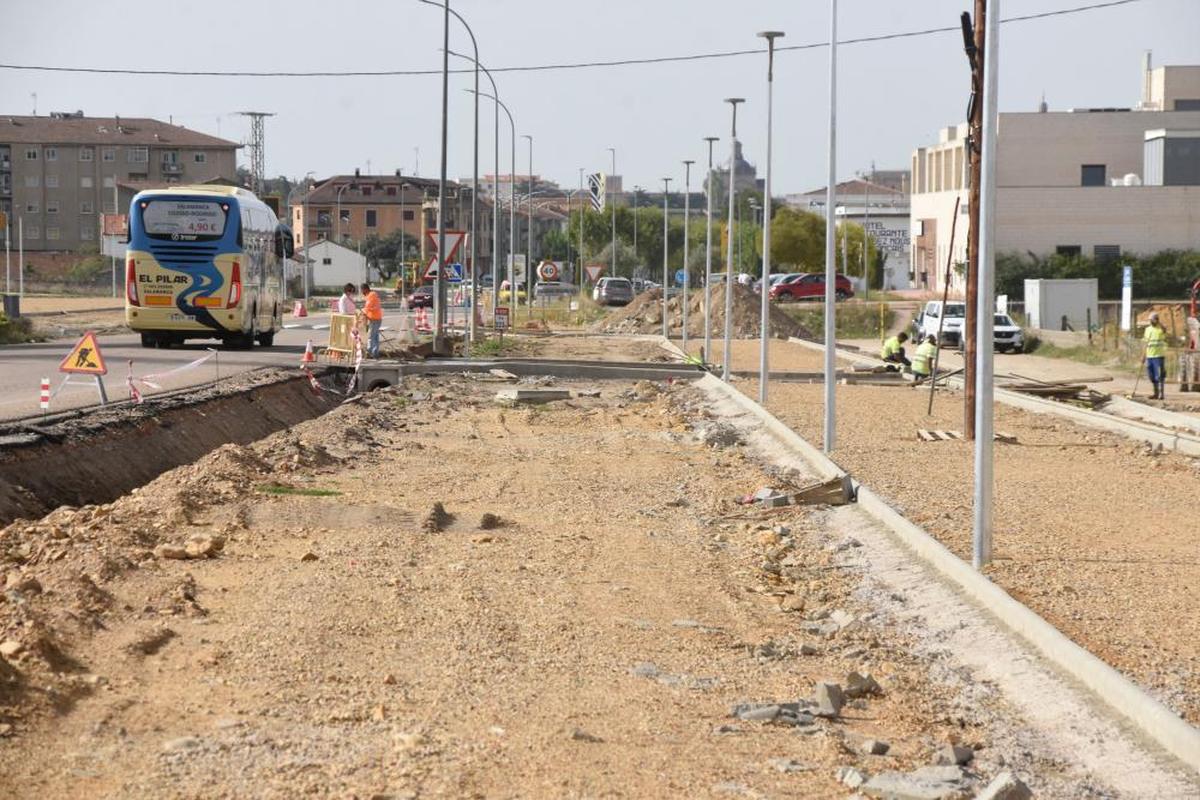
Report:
1001,380,1110,409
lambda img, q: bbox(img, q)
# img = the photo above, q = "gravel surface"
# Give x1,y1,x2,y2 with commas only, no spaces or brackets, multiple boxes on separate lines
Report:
1,370,1172,796
743,373,1200,726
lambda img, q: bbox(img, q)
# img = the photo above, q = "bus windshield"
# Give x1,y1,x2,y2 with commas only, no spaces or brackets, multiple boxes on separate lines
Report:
140,198,228,241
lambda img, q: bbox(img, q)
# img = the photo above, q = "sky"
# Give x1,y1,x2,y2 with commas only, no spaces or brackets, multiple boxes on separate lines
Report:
3,0,1198,194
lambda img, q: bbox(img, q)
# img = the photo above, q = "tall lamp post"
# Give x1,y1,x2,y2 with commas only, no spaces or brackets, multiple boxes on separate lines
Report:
523,134,533,312
299,171,314,302
608,148,617,280
703,136,719,362
335,182,351,245
823,0,839,453
632,186,641,267
578,167,585,293
682,160,694,353
426,0,480,340
757,30,784,403
661,177,672,339
433,0,451,342
465,84,515,320
722,98,745,382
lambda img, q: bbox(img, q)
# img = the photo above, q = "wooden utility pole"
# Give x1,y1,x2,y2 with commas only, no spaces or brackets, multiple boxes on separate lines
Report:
962,2,985,440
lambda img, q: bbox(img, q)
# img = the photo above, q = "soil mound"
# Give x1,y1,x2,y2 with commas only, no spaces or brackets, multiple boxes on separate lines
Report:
590,284,814,341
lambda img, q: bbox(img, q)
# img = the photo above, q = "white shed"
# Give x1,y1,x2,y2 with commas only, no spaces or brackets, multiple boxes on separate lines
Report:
1023,278,1099,331
298,239,369,292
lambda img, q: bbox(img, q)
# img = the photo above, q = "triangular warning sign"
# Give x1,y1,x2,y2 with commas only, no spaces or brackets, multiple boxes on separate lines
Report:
59,331,108,375
424,230,467,264
584,264,605,283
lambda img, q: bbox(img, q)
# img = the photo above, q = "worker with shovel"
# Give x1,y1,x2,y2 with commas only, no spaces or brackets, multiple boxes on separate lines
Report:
881,331,912,369
911,335,938,380
1143,311,1168,400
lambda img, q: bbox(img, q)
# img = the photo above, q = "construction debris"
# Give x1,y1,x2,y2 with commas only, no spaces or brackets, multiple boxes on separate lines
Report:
1002,379,1111,409
589,284,814,340
917,429,1018,444
494,388,571,405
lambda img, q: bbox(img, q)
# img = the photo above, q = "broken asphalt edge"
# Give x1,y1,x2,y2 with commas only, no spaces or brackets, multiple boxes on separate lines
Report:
691,368,1200,776
785,336,1200,457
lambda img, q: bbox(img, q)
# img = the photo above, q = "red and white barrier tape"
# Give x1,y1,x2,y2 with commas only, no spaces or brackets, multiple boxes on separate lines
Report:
127,360,144,404
132,351,218,390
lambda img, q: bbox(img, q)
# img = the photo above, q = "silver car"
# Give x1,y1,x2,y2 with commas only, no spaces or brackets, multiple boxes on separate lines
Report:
594,277,634,306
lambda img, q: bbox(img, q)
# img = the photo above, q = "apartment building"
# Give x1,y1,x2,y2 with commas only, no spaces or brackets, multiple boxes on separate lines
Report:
909,63,1200,293
0,112,238,252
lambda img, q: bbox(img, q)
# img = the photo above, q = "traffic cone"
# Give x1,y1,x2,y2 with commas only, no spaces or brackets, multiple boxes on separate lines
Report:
293,300,308,318
301,339,316,365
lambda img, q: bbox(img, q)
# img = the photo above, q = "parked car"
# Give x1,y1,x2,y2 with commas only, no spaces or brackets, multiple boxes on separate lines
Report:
406,285,434,309
594,277,634,306
533,281,577,300
912,300,967,347
993,313,1025,352
752,272,792,293
769,272,855,302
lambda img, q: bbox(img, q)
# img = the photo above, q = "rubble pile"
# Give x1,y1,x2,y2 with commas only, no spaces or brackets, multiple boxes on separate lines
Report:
591,284,815,341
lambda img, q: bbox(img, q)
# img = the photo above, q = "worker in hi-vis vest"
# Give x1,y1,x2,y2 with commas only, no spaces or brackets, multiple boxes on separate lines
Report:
911,335,938,379
1142,311,1169,400
880,331,911,368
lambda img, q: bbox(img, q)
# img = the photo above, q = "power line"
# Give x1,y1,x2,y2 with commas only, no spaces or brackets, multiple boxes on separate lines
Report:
0,1,1142,79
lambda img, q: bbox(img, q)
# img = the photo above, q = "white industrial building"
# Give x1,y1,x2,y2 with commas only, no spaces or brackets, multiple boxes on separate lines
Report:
296,239,373,292
909,60,1200,294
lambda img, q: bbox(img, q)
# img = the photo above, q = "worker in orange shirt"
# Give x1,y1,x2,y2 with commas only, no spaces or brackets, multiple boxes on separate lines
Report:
360,282,383,358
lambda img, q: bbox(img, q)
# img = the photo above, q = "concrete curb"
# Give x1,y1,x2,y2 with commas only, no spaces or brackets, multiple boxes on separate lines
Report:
695,371,1200,775
785,336,1200,456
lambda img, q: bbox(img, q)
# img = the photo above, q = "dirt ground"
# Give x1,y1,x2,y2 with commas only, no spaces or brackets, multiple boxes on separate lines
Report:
738,373,1200,725
5,368,1179,797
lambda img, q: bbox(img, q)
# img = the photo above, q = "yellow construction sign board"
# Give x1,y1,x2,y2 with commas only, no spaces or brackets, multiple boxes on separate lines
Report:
326,313,357,355
59,331,108,375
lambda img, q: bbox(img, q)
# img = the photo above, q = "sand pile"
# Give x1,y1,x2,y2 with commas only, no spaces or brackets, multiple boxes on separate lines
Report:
591,284,815,341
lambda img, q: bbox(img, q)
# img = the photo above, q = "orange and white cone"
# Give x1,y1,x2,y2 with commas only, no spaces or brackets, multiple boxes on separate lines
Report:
301,339,316,365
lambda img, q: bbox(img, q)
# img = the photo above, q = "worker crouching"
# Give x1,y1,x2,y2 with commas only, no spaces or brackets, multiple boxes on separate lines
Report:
911,335,938,379
881,331,911,370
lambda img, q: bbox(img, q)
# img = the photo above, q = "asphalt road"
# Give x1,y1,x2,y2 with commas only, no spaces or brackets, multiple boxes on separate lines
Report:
0,309,442,421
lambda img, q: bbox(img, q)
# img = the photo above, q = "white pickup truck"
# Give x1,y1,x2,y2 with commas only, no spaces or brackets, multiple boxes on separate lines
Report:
912,300,1024,352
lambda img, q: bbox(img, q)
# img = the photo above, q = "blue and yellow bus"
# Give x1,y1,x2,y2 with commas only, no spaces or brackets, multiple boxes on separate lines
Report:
125,185,289,348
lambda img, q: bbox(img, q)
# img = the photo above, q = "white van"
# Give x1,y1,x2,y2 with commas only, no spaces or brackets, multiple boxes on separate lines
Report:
912,300,967,347
912,301,1025,352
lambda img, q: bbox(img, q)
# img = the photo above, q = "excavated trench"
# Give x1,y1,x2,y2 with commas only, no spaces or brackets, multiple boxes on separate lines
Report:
0,368,339,526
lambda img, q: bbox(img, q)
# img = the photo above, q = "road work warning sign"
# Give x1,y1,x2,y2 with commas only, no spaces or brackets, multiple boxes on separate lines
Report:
59,331,108,375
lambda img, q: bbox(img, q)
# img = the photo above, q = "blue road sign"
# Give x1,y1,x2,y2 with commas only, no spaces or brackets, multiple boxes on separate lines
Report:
674,269,686,287
448,263,464,283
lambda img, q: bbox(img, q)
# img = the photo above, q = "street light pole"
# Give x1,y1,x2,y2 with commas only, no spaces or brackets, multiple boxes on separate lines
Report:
973,0,1000,569
433,1,451,341
661,177,672,340
632,186,640,267
703,136,718,363
823,0,838,453
682,160,694,353
300,171,313,302
608,148,617,280
430,3,482,340
722,98,744,382
578,167,585,293
463,83,513,323
523,134,533,312
335,182,349,245
758,30,784,404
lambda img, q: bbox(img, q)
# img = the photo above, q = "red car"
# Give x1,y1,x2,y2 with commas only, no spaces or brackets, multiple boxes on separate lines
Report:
769,272,855,302
406,285,434,309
